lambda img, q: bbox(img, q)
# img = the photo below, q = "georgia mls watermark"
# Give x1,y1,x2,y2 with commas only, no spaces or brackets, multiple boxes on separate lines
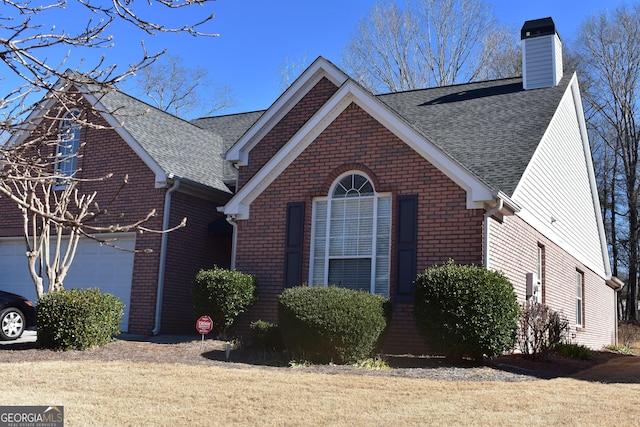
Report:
0,406,63,427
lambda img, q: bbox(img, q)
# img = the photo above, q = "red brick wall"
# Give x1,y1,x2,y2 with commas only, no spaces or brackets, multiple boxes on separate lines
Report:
237,77,339,188
0,109,167,334
1,100,236,336
489,214,617,349
161,191,232,333
232,97,485,354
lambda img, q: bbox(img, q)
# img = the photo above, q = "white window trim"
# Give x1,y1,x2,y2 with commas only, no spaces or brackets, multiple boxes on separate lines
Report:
576,270,584,328
309,171,391,296
54,109,81,187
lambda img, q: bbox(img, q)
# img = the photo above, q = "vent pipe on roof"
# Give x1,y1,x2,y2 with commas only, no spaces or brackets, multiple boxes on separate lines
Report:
521,17,563,90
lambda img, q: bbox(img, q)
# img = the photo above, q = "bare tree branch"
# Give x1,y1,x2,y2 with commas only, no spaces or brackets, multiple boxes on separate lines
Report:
341,0,519,93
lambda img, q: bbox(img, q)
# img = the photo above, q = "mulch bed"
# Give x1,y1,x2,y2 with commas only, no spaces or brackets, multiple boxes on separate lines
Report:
0,334,626,382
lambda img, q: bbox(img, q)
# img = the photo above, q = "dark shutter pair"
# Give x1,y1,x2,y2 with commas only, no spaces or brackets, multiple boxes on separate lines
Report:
283,196,418,297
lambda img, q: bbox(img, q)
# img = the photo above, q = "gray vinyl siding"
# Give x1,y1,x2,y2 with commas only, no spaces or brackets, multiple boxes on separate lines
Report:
523,34,562,90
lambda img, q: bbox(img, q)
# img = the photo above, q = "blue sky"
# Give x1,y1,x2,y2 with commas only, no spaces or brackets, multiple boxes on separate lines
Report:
1,0,631,117
181,0,628,114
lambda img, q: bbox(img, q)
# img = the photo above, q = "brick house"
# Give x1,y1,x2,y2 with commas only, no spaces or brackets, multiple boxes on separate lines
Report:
220,18,622,353
0,82,234,335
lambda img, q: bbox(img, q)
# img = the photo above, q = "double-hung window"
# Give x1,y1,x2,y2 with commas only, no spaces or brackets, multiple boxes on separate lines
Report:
576,270,584,327
55,110,81,183
310,173,391,296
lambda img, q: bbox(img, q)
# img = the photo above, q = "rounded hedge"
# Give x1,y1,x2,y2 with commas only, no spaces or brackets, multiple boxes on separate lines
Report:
192,267,257,338
278,286,391,364
414,261,520,360
37,288,124,351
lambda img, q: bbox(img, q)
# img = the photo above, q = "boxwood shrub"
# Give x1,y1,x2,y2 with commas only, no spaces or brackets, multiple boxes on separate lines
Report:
278,286,391,364
37,288,124,351
192,267,257,339
414,260,520,360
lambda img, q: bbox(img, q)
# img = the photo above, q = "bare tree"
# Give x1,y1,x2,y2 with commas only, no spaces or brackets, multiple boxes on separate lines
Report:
0,91,186,298
0,0,216,296
278,53,310,93
133,53,235,118
1,0,218,134
575,4,640,321
475,24,521,81
342,0,515,93
342,2,426,92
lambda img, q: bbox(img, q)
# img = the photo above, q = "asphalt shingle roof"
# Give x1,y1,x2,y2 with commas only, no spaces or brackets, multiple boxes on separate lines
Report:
192,111,264,182
101,70,569,198
95,88,231,194
377,73,571,196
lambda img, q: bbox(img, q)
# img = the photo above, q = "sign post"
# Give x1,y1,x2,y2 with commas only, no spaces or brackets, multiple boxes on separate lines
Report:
196,315,213,349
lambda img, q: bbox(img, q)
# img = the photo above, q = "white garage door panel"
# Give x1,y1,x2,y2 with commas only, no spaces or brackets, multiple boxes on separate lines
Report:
0,234,136,331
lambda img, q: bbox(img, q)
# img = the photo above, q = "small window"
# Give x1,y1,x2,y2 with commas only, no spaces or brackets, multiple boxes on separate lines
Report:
576,270,584,327
537,244,545,303
55,110,81,184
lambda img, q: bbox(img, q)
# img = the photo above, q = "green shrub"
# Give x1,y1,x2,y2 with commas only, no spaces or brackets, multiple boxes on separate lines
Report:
278,286,391,364
414,260,520,360
250,320,284,352
37,288,124,351
554,342,594,360
192,267,257,338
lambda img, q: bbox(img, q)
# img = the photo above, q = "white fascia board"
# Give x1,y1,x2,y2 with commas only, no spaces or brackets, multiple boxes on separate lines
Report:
80,88,168,187
225,57,349,165
570,74,612,278
224,80,494,219
5,79,71,147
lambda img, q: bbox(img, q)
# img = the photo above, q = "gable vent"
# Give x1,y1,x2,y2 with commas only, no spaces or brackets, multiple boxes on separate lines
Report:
521,17,563,90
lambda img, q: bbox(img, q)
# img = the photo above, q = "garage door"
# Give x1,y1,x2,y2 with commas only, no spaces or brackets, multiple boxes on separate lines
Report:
0,233,136,331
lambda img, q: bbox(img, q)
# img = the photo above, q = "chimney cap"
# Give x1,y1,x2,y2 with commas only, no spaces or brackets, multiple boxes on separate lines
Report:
521,17,559,40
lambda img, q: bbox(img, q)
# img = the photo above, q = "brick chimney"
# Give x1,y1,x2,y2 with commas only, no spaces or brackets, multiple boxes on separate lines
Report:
521,17,563,90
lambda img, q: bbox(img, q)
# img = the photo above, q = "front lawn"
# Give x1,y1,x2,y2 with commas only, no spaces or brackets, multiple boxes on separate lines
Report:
2,359,639,425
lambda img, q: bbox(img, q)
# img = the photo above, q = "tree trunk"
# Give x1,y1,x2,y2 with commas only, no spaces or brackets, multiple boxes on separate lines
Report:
626,183,639,321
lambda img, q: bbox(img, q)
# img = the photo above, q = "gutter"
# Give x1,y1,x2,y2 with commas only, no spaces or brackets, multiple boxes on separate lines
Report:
152,175,181,335
608,276,625,347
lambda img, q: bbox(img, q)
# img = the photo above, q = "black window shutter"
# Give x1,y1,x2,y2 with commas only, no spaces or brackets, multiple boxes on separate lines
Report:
284,202,305,288
396,195,417,300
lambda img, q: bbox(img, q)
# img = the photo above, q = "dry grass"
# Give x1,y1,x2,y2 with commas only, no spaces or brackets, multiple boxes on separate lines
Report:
3,360,640,426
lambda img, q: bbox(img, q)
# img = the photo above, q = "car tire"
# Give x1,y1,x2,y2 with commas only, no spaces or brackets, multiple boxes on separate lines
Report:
0,308,26,341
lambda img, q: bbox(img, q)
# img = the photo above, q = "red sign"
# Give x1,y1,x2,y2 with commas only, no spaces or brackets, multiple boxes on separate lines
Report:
196,315,213,335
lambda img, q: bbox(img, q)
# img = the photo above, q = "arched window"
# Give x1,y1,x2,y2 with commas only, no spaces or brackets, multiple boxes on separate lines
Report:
55,110,81,183
310,172,391,296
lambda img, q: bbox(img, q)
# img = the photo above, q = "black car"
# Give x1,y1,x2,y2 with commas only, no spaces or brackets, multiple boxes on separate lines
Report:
0,290,37,340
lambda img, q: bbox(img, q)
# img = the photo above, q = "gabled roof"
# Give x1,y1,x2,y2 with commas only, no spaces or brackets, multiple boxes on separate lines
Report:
223,57,571,205
377,74,570,197
88,88,232,194
9,75,233,196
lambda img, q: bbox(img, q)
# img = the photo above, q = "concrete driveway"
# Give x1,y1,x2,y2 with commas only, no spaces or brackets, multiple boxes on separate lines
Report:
0,329,36,345
572,355,640,383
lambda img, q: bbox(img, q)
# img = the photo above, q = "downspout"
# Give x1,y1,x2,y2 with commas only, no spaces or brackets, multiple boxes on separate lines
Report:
226,215,238,270
484,198,504,269
610,277,625,346
152,175,180,335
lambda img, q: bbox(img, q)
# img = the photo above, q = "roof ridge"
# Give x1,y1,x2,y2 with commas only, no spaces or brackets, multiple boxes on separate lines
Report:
375,75,523,98
194,110,267,121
